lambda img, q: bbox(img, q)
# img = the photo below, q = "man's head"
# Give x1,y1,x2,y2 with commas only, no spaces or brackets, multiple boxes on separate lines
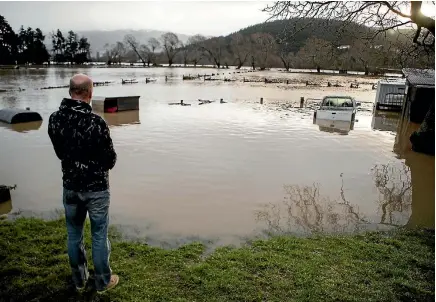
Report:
69,74,93,103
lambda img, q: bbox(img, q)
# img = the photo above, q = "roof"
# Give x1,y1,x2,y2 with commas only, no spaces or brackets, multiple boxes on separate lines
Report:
379,78,406,86
402,68,435,86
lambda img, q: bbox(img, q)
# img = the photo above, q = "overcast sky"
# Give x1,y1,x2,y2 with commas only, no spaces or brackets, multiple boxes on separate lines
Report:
0,1,271,36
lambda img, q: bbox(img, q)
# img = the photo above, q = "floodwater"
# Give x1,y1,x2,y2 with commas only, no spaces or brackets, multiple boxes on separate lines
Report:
0,67,434,247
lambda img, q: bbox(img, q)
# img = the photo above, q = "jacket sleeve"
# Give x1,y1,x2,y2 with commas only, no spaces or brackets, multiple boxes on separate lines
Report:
97,119,117,170
48,114,64,160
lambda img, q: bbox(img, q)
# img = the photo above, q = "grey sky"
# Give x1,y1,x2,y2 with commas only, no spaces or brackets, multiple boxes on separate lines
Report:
0,1,271,36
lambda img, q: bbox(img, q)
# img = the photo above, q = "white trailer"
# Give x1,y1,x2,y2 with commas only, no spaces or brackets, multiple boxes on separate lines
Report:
374,78,406,111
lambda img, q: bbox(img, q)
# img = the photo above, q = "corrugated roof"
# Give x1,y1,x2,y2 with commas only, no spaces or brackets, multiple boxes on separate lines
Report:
402,68,435,86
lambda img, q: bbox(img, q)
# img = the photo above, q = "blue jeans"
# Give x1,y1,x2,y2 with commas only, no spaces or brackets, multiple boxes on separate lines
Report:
63,188,112,291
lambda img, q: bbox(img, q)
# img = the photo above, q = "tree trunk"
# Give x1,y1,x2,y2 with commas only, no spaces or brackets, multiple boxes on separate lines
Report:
168,59,172,67
364,66,369,76
317,66,321,73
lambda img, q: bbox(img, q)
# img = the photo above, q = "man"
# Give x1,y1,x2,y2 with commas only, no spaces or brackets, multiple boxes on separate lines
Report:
48,74,119,293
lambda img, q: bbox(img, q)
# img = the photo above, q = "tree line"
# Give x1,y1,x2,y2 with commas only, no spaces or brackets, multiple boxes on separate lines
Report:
0,14,90,65
102,26,433,73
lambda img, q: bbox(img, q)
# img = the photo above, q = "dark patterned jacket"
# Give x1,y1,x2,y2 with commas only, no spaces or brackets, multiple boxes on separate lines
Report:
48,98,117,192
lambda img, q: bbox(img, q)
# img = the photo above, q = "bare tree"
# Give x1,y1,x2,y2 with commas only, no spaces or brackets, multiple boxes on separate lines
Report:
251,33,277,70
200,36,227,68
124,34,146,66
349,40,382,75
230,33,251,69
187,34,206,67
104,42,127,65
148,37,160,66
297,37,335,72
279,51,295,71
160,32,181,66
263,1,435,49
138,44,153,67
180,41,190,67
388,31,435,69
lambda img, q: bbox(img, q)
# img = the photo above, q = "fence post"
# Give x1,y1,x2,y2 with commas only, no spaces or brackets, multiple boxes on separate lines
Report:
260,97,264,105
300,97,305,108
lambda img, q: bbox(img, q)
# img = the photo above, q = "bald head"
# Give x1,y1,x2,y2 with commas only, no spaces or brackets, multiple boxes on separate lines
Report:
69,74,93,103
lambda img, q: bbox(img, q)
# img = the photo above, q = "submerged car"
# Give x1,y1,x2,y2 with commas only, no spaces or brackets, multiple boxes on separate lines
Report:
313,96,360,122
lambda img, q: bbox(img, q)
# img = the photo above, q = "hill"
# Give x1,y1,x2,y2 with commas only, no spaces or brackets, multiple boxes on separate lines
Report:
233,18,372,52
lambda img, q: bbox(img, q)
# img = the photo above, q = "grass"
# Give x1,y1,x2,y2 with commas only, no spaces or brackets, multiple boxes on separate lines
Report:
0,218,433,302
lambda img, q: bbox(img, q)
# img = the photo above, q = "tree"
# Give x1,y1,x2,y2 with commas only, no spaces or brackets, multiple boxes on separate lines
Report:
104,41,126,65
139,44,152,67
124,34,147,66
230,33,251,69
65,30,78,64
51,29,66,63
17,27,50,64
279,51,295,71
180,41,190,67
148,37,160,65
263,2,435,50
251,33,277,70
76,37,90,64
348,39,385,75
160,32,181,66
187,34,206,67
388,32,435,69
0,15,18,65
297,37,334,72
200,36,227,68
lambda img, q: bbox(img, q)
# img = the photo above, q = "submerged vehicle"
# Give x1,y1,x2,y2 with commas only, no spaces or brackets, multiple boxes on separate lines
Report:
313,96,360,122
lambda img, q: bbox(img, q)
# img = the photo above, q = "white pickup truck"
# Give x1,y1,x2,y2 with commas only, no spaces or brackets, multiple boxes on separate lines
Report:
313,96,360,122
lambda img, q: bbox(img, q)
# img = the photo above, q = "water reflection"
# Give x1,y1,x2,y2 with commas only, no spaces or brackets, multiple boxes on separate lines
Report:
256,180,369,235
256,153,434,234
372,164,411,226
0,120,43,133
101,110,140,126
371,111,400,132
314,118,354,135
0,199,12,215
393,116,435,228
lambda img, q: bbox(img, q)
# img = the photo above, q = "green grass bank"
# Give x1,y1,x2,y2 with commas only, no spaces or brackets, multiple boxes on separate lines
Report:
0,218,433,302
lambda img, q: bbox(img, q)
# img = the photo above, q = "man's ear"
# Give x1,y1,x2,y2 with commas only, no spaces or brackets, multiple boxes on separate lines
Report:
69,89,72,97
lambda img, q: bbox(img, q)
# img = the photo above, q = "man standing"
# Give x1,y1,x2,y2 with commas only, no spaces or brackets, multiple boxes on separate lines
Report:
48,74,119,292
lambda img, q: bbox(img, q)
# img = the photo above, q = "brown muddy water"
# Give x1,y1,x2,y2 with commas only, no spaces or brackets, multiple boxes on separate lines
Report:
0,67,434,247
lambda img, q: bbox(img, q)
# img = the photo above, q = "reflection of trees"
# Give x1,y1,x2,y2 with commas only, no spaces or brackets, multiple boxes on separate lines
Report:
256,180,369,235
371,163,412,227
257,164,415,235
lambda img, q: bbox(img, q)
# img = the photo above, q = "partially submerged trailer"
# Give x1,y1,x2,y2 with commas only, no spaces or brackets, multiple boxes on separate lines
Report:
0,108,43,124
374,78,406,111
92,96,140,113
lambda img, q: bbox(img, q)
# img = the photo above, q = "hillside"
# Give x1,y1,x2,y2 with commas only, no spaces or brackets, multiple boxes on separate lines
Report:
233,19,372,52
